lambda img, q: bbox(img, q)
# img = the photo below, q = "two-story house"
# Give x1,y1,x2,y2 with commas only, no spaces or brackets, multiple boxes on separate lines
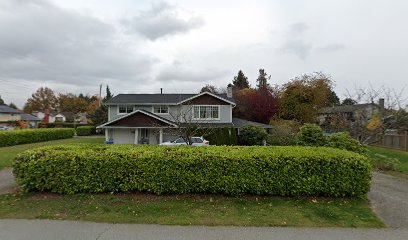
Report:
97,90,272,144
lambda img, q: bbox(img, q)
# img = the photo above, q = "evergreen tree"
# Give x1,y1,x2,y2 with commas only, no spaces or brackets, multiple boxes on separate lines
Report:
256,69,270,89
0,95,4,105
105,85,113,101
8,102,18,109
232,70,250,89
328,90,340,106
90,85,113,125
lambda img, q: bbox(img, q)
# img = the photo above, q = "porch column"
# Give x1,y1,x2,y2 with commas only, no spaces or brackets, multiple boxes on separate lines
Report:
105,129,109,141
159,129,163,144
134,129,139,145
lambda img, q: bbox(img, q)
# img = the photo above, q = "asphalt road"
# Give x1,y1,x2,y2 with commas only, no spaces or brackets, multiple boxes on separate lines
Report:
1,219,408,240
368,172,408,228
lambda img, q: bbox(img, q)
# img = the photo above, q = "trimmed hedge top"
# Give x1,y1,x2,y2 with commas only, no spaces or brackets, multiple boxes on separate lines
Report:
76,126,96,136
13,145,372,197
0,128,75,147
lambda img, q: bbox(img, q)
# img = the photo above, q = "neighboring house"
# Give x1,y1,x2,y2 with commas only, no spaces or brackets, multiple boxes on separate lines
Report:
97,90,272,144
20,114,41,128
0,105,20,124
32,111,67,123
0,105,41,128
32,111,87,124
317,98,384,132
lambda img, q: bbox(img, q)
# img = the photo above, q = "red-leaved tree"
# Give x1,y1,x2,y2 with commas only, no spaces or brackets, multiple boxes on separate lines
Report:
234,87,278,124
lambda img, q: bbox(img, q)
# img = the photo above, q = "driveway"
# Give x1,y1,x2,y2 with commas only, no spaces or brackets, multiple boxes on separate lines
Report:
0,168,16,195
368,172,408,228
1,219,408,240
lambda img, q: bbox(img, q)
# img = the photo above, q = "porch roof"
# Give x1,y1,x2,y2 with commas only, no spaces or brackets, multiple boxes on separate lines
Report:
97,109,177,128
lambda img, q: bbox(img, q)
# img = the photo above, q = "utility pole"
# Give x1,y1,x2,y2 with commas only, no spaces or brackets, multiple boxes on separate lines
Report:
99,84,103,107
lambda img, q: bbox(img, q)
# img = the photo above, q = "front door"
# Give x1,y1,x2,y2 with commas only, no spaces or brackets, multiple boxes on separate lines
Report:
139,129,149,144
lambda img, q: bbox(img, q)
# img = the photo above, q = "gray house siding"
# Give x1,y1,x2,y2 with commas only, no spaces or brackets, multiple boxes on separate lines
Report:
109,105,153,121
109,104,232,123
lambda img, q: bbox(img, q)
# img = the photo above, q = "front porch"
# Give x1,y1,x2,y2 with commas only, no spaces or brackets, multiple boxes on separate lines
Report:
105,128,171,145
98,109,178,145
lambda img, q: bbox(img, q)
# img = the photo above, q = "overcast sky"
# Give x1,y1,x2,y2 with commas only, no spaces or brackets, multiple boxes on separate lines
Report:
1,0,407,108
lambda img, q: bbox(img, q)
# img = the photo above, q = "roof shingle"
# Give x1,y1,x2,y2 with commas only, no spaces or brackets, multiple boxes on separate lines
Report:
105,93,234,105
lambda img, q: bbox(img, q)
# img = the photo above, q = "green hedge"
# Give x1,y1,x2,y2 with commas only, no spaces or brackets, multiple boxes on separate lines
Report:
76,126,96,136
0,128,75,147
13,145,371,197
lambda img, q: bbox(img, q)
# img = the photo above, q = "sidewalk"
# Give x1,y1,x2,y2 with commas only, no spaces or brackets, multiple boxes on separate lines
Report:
1,219,408,240
0,168,16,195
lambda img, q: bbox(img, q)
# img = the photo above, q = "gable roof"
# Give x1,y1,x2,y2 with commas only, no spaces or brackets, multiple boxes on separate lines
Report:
177,92,236,106
97,109,177,128
21,114,41,121
232,118,273,129
105,92,235,105
0,105,20,114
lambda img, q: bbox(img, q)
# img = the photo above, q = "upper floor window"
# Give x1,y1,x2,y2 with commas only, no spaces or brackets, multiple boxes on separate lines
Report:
153,106,169,114
193,106,219,120
118,106,133,114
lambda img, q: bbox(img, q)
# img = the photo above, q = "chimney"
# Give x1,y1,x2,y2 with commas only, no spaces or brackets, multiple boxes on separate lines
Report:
379,98,385,109
227,86,233,98
160,88,163,94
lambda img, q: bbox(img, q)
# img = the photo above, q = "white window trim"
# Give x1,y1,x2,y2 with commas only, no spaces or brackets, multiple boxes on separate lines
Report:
117,106,134,115
192,105,221,120
152,105,170,115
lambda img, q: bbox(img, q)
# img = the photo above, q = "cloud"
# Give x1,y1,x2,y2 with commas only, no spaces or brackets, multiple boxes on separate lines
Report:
317,44,346,52
281,41,313,60
279,22,313,60
0,0,154,88
279,23,345,59
156,61,228,83
122,1,204,41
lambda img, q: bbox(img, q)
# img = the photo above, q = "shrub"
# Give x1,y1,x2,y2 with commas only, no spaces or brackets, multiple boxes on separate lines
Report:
239,125,268,145
0,128,75,147
296,124,326,146
269,118,301,136
14,145,371,197
267,134,297,146
325,132,367,154
76,126,96,136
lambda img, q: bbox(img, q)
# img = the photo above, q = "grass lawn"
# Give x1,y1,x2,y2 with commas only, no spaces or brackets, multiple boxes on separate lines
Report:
0,137,105,170
367,146,408,176
0,193,384,228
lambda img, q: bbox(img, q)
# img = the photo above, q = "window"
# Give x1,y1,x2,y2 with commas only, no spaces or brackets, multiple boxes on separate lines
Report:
153,106,169,114
118,106,133,114
55,117,63,122
191,137,203,143
193,106,219,119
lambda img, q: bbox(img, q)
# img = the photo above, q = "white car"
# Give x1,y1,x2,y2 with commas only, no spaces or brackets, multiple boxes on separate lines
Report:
159,137,209,146
0,126,14,131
